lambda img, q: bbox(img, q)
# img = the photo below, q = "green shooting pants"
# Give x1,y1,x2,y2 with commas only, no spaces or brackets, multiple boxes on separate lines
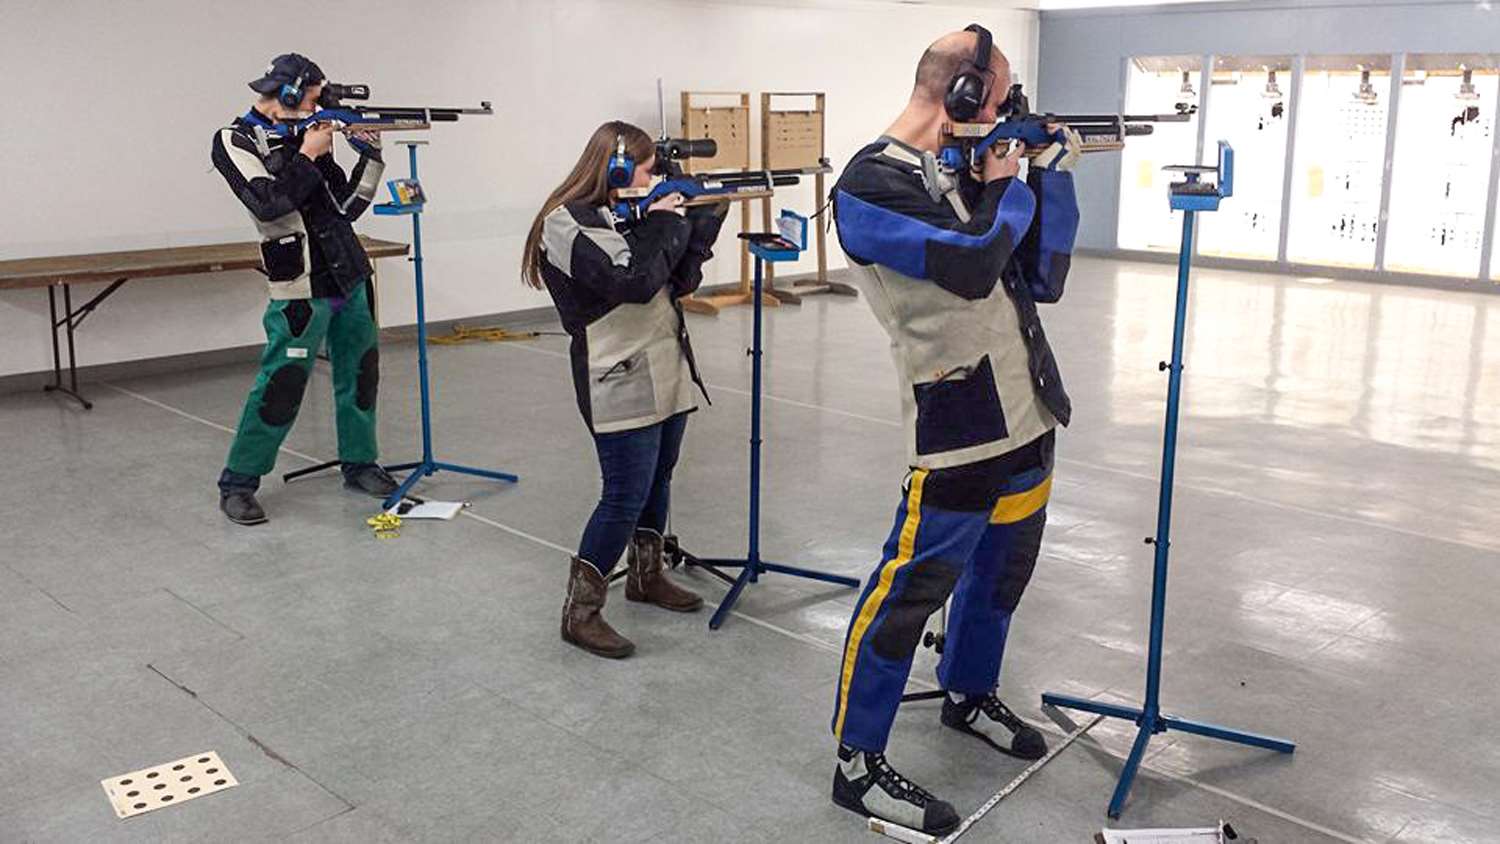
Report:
225,282,380,477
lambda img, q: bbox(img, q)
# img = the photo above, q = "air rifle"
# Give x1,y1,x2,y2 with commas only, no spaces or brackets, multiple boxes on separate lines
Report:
609,135,815,222
939,83,1194,174
272,82,493,136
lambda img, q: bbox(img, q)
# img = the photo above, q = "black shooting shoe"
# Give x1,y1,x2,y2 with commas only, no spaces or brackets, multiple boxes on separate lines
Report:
941,692,1048,760
220,490,268,526
342,463,400,498
832,745,960,835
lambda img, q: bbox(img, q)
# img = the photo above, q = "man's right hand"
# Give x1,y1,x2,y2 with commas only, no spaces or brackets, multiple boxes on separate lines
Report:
299,123,335,160
983,141,1024,183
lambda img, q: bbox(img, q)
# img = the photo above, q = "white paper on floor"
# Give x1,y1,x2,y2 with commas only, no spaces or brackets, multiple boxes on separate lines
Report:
386,500,465,520
1097,824,1227,844
101,751,238,819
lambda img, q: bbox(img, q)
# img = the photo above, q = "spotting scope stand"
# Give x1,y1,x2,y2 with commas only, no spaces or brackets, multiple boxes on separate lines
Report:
1039,142,1295,820
280,142,519,503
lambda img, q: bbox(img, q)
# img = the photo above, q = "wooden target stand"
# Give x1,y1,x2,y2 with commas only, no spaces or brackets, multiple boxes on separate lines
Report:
676,91,853,316
676,92,774,316
759,92,855,305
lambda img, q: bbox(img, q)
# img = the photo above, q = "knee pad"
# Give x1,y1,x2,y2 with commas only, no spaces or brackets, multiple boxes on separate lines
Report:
872,562,960,660
282,300,314,338
356,347,379,411
992,510,1046,613
259,364,309,427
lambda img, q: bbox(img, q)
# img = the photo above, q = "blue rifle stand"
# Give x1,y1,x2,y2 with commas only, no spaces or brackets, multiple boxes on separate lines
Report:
371,141,517,508
1040,143,1294,820
693,214,860,630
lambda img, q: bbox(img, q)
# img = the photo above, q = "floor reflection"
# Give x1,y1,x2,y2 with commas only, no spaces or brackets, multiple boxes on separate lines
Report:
1108,264,1500,470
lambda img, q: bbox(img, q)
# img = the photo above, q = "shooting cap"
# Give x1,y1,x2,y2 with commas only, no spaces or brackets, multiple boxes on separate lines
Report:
248,53,325,95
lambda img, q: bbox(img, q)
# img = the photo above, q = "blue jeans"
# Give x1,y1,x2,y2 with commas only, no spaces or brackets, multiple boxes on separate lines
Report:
577,412,689,574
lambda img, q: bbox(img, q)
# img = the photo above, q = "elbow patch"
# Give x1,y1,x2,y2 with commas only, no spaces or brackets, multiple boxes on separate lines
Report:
924,229,1015,300
834,181,1035,296
1031,171,1080,302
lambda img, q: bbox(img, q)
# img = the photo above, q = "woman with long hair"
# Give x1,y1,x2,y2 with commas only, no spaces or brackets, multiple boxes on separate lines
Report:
522,120,728,658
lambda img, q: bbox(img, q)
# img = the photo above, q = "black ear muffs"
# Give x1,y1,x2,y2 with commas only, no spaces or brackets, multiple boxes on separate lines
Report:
606,134,636,189
944,23,994,122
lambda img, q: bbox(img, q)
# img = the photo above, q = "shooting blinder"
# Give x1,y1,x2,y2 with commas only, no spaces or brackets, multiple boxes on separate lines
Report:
944,23,994,122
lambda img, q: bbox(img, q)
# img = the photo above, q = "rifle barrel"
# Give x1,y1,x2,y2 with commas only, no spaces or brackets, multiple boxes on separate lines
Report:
1050,113,1190,124
355,104,495,121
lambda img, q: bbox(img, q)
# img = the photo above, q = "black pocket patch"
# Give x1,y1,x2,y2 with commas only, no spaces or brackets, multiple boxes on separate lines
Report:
260,233,306,282
356,347,379,411
913,355,1008,456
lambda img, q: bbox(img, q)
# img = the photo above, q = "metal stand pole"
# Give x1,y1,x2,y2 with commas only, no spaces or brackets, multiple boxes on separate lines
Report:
381,142,517,508
286,142,518,501
695,253,860,629
1040,207,1294,819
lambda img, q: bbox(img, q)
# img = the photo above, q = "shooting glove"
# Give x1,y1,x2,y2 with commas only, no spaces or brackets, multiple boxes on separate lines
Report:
347,130,382,158
685,202,730,255
1032,126,1083,172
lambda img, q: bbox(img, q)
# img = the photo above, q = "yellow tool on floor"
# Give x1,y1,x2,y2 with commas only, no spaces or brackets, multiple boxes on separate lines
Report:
367,512,402,539
428,324,540,345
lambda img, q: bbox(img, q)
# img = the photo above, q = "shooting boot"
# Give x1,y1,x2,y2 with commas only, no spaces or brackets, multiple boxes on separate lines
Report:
343,463,400,498
561,556,635,659
625,528,703,612
941,692,1047,760
832,744,960,835
220,490,268,526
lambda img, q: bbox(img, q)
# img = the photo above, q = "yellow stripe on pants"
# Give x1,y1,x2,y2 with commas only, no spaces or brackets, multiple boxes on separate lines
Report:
989,474,1052,525
834,469,928,741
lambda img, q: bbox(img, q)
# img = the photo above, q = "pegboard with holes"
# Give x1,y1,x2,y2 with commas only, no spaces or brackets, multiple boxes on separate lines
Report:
763,92,825,170
681,91,751,174
101,751,238,819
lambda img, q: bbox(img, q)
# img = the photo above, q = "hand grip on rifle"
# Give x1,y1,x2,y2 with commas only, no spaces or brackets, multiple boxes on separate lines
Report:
299,123,335,159
1032,125,1084,171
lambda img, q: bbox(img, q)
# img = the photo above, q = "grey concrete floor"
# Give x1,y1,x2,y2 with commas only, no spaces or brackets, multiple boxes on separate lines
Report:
2,256,1497,842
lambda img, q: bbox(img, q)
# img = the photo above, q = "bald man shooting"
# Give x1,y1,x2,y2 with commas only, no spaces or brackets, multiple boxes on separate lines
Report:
826,24,1082,834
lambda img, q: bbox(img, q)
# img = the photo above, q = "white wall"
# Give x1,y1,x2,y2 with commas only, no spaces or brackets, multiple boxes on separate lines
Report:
0,0,1038,378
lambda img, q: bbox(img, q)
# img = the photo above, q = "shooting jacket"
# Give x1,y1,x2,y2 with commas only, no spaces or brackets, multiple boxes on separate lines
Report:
833,136,1079,470
211,110,384,300
540,202,723,434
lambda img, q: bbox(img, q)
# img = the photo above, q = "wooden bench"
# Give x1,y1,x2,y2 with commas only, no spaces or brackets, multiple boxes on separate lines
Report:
0,236,409,409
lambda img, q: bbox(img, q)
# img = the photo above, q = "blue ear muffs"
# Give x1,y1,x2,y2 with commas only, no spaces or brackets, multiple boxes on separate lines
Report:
606,135,635,189
276,56,310,109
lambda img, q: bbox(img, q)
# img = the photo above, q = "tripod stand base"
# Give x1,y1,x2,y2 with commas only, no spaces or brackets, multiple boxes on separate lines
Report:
696,557,860,630
384,460,518,510
282,459,422,485
1040,691,1294,819
603,537,740,587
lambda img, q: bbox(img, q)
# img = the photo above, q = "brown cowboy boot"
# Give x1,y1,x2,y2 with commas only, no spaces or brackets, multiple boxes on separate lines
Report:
561,556,635,658
625,529,704,612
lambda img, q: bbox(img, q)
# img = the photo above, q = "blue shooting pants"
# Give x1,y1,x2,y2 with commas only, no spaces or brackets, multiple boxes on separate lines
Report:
832,448,1052,753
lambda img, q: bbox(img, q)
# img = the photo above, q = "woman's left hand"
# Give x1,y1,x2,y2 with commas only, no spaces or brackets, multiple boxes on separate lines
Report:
648,192,688,216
